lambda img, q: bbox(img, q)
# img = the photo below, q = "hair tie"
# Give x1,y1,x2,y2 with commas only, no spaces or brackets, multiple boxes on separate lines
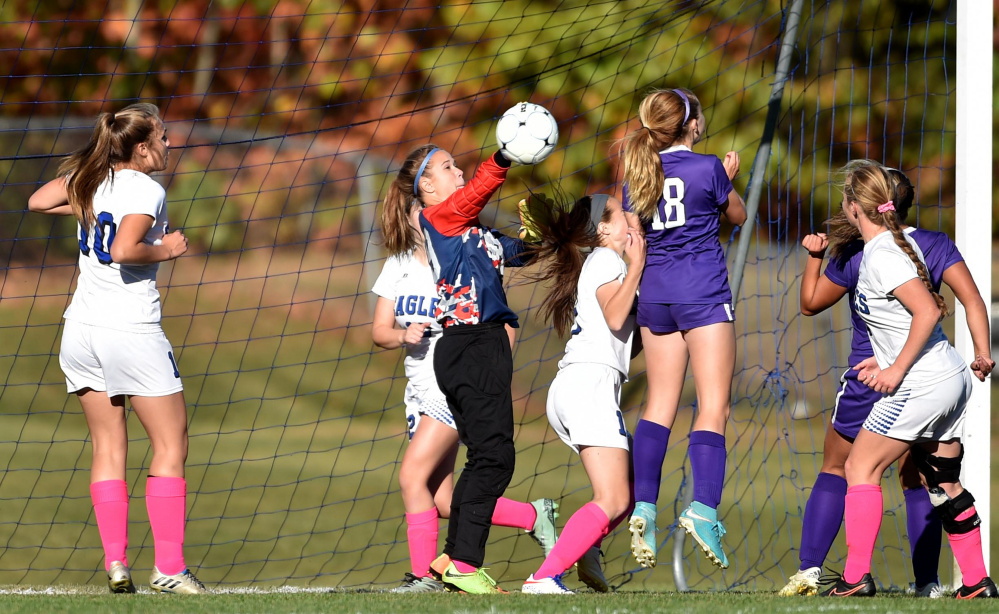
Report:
877,200,895,213
413,147,439,196
672,89,690,124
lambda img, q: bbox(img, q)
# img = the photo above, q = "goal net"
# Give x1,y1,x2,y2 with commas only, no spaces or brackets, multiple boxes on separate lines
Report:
0,0,965,590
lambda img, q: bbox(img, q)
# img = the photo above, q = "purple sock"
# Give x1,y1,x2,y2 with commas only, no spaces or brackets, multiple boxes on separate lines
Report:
633,420,671,504
799,472,847,570
904,487,941,587
689,430,725,509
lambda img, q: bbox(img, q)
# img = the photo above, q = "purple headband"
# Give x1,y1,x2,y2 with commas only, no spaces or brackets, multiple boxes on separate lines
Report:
673,89,690,124
413,147,440,196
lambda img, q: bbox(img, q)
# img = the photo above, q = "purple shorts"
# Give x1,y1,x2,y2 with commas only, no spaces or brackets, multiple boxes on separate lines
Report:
636,302,734,333
831,367,884,439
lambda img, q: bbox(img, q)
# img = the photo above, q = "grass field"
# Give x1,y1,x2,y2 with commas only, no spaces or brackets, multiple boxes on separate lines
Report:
1,588,998,614
0,243,996,598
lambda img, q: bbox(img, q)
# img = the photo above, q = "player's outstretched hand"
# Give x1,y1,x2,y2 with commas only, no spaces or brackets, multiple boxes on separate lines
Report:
970,354,995,381
801,233,829,258
722,151,740,180
161,230,189,259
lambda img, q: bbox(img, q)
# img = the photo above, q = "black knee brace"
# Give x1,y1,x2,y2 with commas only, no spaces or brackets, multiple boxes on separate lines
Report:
936,490,981,535
910,444,963,488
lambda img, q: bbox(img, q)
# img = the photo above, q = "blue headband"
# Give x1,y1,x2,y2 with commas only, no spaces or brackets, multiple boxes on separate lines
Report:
673,89,690,124
413,147,440,196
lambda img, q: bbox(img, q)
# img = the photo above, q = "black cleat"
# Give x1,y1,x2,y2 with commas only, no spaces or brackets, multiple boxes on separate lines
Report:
954,576,997,599
822,573,876,597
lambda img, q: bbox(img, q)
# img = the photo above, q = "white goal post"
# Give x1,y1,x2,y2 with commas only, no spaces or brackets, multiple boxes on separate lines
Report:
955,0,992,575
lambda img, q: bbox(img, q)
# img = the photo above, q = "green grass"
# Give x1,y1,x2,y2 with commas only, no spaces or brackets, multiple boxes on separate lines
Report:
1,588,998,614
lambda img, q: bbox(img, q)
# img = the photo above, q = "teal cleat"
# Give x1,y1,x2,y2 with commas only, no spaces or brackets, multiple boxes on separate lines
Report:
678,501,729,569
528,498,559,557
628,501,658,568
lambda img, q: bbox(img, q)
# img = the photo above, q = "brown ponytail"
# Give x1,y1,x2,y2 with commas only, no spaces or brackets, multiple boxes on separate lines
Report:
58,102,161,229
379,144,437,256
521,192,612,336
621,88,700,223
843,163,947,320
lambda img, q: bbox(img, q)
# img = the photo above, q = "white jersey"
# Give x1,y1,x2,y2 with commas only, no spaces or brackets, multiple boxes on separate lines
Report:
63,169,169,332
855,231,966,388
371,251,444,385
559,247,635,377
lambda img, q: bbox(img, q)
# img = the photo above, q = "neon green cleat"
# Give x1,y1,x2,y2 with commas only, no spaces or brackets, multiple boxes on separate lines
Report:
440,562,508,594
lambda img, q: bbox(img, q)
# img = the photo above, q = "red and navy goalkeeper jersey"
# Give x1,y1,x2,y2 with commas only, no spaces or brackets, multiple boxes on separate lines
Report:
419,152,531,328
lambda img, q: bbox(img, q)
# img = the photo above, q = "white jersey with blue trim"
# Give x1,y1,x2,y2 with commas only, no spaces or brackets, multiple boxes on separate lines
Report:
63,169,169,332
855,230,966,388
371,251,444,383
559,247,635,377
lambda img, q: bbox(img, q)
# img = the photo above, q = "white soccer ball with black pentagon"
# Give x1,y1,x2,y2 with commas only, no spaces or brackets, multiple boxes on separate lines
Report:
496,102,558,165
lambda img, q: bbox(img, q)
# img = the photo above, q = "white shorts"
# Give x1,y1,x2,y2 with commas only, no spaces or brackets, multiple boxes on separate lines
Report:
862,368,971,442
546,362,631,454
404,374,455,439
60,320,184,397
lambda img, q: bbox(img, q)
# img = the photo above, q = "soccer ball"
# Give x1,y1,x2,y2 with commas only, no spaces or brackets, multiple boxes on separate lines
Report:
496,102,558,165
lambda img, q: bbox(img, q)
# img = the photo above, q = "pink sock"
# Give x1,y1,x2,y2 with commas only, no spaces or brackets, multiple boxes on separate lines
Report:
405,508,439,577
534,502,609,579
597,498,635,547
146,476,187,575
948,506,987,586
90,480,129,570
844,484,882,583
452,559,477,573
491,497,536,531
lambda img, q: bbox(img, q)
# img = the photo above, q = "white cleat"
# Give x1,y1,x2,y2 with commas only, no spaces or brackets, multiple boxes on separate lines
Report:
777,567,821,596
149,566,209,594
522,574,574,594
911,581,946,598
107,561,135,594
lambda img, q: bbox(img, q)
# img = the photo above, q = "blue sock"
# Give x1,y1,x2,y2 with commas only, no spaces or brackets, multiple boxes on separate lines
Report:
632,420,671,504
689,430,726,510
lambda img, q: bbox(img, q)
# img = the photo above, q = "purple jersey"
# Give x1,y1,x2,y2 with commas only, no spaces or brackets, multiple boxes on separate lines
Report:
624,147,734,304
823,227,964,367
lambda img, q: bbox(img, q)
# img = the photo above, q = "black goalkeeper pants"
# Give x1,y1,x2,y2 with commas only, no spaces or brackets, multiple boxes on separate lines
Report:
433,321,515,568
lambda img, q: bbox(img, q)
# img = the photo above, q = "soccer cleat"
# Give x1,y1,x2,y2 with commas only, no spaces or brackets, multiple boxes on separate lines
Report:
678,501,729,569
107,561,136,594
391,572,445,593
777,566,821,596
575,546,609,593
954,576,998,599
822,573,876,597
522,574,574,594
629,501,658,568
429,553,451,581
528,498,559,557
440,562,508,594
149,566,209,594
911,581,945,598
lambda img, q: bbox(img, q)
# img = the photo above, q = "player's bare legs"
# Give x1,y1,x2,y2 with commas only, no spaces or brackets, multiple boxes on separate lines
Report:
79,389,132,589
79,390,129,482
130,392,189,478
677,321,734,568
399,418,459,515
629,328,687,567
130,392,204,593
